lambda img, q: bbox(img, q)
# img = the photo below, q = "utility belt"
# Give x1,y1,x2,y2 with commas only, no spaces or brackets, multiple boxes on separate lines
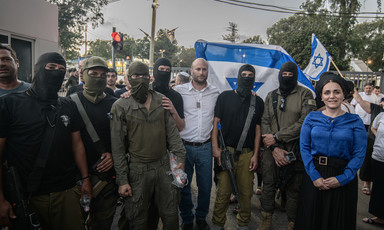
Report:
313,155,348,169
182,138,211,147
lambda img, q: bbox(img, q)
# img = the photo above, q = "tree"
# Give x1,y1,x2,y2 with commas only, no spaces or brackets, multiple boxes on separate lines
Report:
350,19,384,71
242,35,265,44
47,0,108,60
88,39,111,59
177,47,196,67
154,29,179,63
135,37,150,61
222,22,240,43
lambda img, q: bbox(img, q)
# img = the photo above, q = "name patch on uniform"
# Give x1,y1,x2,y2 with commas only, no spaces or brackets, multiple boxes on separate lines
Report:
308,99,316,106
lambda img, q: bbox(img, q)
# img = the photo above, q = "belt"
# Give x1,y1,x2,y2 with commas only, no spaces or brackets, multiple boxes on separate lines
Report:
313,155,348,168
182,139,211,146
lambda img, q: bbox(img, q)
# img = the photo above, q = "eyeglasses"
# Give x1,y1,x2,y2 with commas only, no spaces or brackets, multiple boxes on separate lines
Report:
279,98,286,111
131,74,150,79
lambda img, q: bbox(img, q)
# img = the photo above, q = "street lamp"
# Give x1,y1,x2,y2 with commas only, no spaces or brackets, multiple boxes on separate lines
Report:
366,59,372,72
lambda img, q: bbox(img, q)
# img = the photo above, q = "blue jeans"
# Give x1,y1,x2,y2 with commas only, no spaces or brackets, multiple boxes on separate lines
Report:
179,142,213,224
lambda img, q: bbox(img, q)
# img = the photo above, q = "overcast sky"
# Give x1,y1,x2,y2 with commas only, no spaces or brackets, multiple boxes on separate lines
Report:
86,0,378,48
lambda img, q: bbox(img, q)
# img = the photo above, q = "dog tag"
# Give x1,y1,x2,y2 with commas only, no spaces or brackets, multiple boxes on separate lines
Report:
196,102,201,108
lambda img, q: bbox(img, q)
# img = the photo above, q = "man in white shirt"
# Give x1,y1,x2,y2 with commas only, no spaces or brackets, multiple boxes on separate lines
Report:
174,58,220,230
374,86,384,103
351,83,378,128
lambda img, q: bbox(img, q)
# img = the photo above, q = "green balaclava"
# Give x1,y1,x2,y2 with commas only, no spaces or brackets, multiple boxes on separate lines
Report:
127,61,150,104
82,56,109,104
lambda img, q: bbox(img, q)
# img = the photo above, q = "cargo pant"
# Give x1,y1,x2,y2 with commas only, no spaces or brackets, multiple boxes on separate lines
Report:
259,148,303,222
212,149,254,227
28,185,85,230
88,176,118,230
123,154,180,230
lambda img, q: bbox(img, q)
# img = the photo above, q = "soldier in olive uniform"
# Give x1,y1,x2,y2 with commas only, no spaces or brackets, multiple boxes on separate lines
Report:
258,61,316,230
110,61,186,230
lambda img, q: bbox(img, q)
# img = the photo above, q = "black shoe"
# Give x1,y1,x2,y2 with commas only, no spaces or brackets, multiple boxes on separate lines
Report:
196,219,210,230
182,223,193,230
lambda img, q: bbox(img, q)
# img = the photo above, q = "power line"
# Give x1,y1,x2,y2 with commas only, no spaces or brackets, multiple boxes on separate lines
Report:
215,0,384,19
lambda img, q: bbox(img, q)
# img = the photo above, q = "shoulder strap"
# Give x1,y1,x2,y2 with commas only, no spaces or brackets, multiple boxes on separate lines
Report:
27,101,61,192
272,89,280,131
70,93,106,153
236,95,256,152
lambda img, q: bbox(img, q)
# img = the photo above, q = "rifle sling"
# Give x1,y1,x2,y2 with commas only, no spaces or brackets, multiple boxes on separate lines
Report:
70,93,106,154
235,95,256,153
27,101,61,193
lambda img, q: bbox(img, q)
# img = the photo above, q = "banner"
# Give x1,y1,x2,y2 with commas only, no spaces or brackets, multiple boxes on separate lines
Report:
303,34,332,81
194,40,314,100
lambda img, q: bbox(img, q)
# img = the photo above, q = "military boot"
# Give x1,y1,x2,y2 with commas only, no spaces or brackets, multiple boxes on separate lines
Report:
257,211,272,230
288,221,295,230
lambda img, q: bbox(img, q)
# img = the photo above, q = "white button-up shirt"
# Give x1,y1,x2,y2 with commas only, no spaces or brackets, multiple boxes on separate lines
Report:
351,92,378,125
174,81,220,142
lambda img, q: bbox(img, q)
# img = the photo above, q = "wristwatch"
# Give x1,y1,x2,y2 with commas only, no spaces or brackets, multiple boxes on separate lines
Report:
273,133,278,143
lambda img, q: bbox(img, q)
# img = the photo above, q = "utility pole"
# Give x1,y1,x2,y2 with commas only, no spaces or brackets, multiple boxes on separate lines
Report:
84,25,88,57
112,27,116,69
149,0,158,68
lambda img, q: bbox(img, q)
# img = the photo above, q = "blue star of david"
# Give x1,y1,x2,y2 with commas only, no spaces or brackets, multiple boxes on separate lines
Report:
312,53,324,69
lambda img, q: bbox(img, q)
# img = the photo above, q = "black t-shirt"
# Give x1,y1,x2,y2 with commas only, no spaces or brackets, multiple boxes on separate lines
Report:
161,88,184,119
66,84,116,97
0,93,83,194
75,92,117,168
115,87,128,98
214,90,264,148
368,103,384,139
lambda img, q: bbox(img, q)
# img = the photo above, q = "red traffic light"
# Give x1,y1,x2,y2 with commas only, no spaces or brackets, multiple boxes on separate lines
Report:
112,32,122,42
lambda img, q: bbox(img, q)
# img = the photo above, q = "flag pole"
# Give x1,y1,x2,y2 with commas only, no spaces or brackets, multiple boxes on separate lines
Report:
331,59,344,78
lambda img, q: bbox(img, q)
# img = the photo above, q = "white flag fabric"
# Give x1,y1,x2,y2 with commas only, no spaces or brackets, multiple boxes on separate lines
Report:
303,34,332,81
194,40,314,100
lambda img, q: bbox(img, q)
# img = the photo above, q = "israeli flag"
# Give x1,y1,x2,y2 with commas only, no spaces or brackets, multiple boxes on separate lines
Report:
303,34,332,81
195,40,314,100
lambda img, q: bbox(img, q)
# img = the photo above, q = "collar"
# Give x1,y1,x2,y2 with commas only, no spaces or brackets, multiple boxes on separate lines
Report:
131,90,162,113
188,81,211,92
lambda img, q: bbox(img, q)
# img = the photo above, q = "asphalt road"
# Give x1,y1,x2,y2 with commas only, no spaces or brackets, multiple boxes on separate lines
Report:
111,171,383,230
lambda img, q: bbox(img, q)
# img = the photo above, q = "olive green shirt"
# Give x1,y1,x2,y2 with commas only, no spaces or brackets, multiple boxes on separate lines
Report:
111,90,186,185
261,85,316,148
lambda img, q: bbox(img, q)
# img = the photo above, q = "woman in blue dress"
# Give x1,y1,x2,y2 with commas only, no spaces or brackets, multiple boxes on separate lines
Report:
295,72,367,230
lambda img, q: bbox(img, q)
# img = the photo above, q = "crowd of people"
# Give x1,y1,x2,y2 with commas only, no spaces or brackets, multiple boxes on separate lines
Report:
0,42,383,230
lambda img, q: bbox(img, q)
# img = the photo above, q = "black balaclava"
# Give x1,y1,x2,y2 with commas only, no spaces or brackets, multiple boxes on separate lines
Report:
278,61,298,97
315,71,347,109
236,64,255,99
152,58,172,94
128,61,150,104
27,52,66,105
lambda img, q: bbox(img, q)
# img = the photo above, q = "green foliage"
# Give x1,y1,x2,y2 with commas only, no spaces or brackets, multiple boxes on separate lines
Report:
47,0,108,60
350,19,384,71
154,29,179,64
135,37,150,60
88,39,111,58
242,35,265,44
177,47,196,67
222,22,240,43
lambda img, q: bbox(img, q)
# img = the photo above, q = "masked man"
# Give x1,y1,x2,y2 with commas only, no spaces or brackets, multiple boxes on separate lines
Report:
70,56,118,229
211,64,264,230
258,61,316,230
152,57,185,131
111,61,186,230
0,52,91,229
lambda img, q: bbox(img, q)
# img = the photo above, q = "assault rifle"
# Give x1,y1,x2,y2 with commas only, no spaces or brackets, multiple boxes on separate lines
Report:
2,166,40,230
218,130,240,208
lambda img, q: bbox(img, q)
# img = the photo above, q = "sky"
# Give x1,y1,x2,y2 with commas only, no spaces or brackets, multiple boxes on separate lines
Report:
86,0,379,49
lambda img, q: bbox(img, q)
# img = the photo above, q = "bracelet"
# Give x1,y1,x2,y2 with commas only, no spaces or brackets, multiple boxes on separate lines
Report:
81,175,90,180
269,145,276,152
273,133,278,143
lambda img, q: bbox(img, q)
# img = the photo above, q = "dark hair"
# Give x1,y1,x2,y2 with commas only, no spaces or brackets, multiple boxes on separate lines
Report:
68,68,77,73
375,86,380,90
0,44,18,61
108,68,117,75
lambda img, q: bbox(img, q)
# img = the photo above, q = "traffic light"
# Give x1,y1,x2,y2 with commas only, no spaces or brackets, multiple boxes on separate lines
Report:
112,32,123,51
